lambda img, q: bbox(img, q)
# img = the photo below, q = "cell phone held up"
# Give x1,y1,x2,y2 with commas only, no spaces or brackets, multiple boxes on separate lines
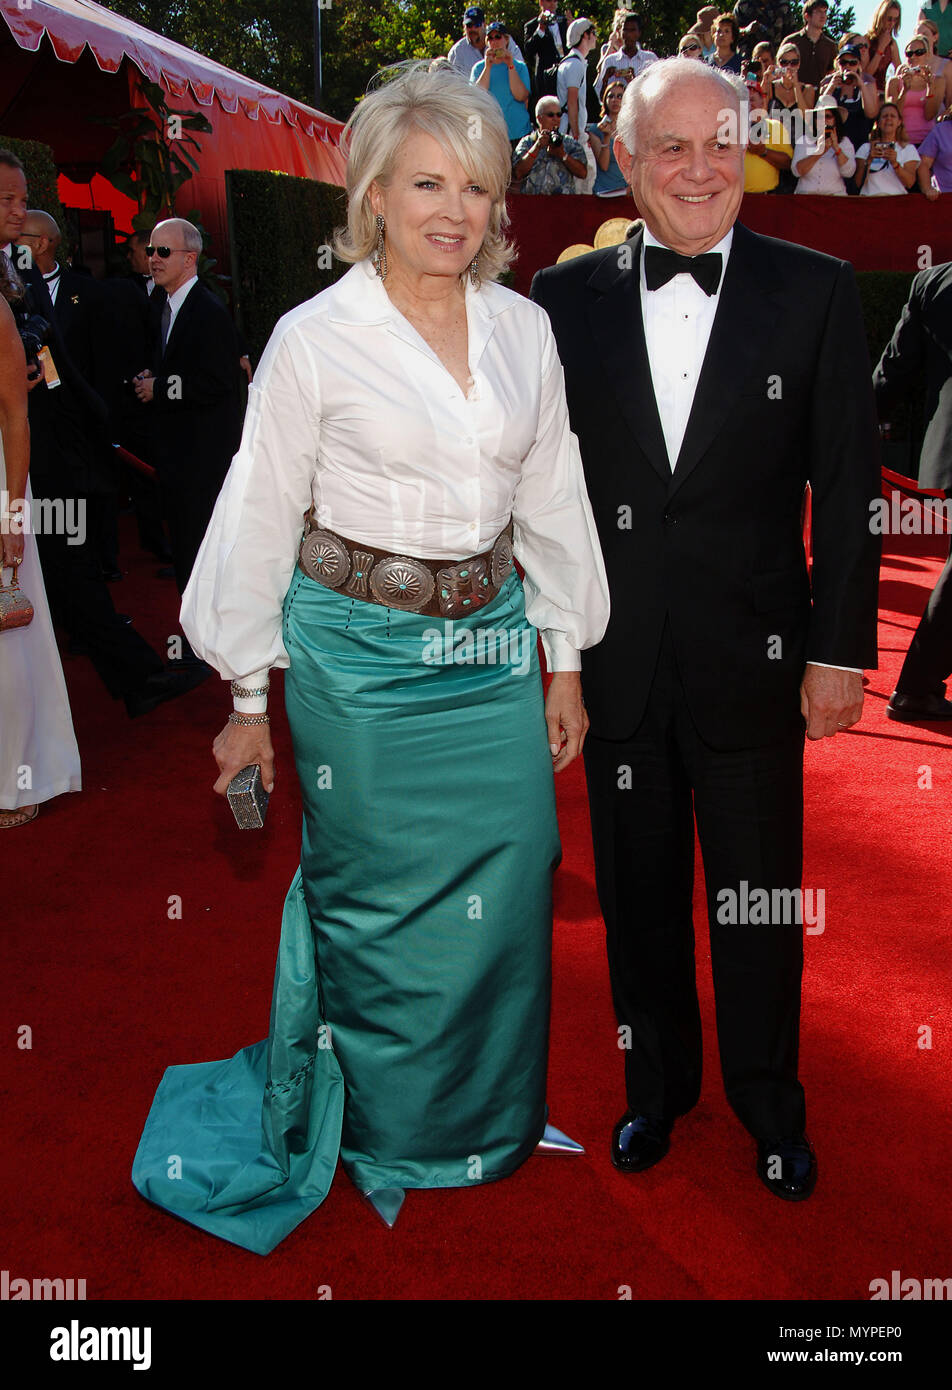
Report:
226,762,270,829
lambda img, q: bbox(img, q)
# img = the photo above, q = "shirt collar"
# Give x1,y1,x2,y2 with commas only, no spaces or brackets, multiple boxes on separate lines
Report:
167,273,198,314
327,259,513,325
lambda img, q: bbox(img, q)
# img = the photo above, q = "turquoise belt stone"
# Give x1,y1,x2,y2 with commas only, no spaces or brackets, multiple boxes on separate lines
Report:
297,512,514,618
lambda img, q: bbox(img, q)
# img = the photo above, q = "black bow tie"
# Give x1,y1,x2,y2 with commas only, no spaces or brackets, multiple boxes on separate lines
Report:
644,244,722,296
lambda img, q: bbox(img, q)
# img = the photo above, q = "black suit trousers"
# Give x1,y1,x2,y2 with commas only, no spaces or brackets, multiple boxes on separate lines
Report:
583,623,807,1141
896,490,952,696
31,478,163,699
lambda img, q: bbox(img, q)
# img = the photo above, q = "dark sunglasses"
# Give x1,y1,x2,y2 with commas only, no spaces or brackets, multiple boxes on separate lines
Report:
905,48,927,57
146,245,187,258
778,57,800,66
680,43,701,52
839,59,859,66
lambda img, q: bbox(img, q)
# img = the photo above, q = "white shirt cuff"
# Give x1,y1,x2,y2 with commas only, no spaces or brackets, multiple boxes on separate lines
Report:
232,667,271,713
541,630,581,673
806,661,863,674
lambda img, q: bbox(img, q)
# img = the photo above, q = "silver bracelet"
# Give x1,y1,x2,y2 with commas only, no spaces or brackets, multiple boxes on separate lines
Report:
231,680,270,698
228,712,270,727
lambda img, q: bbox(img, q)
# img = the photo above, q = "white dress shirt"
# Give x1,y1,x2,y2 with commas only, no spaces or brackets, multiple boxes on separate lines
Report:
639,225,858,674
640,224,731,471
42,266,60,306
792,137,856,192
181,259,610,705
164,273,198,335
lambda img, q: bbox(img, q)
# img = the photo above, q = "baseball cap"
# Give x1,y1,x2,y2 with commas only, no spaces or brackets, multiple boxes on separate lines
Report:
567,17,595,48
464,7,485,25
487,21,509,36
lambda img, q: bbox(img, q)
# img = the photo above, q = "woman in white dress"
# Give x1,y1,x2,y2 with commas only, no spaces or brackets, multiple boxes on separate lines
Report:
0,282,81,827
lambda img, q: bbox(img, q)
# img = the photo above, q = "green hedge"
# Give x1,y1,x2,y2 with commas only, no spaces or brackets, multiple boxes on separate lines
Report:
0,133,68,246
226,171,347,363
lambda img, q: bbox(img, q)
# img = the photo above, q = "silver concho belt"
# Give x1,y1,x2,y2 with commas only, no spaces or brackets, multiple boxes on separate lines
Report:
297,512,514,618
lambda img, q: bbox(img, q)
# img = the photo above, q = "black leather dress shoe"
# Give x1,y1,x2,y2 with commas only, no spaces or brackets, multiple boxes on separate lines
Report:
756,1136,817,1201
610,1112,671,1173
124,663,211,718
886,688,952,722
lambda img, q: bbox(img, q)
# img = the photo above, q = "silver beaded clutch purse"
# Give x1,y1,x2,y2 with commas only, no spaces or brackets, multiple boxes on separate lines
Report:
0,568,34,632
226,763,270,829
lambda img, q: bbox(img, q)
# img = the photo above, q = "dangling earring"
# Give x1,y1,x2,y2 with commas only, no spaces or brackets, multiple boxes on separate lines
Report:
468,252,480,288
372,213,388,280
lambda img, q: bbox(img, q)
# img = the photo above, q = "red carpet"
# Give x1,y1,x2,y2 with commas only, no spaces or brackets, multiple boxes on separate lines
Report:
3,502,951,1301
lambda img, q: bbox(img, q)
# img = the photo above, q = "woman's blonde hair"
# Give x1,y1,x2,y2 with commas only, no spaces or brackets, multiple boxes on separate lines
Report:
868,0,901,40
333,63,515,284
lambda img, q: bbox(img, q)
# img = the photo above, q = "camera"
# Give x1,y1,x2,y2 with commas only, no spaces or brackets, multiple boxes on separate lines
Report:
548,130,563,148
18,312,48,365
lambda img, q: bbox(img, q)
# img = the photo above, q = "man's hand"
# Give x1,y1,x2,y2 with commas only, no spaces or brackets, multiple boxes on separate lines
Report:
545,671,589,772
239,354,252,384
800,664,864,740
25,357,45,392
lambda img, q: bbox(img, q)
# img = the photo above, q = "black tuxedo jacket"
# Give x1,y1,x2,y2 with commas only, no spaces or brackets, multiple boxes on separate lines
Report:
873,261,952,492
15,258,109,497
146,279,242,479
523,16,569,84
531,223,881,749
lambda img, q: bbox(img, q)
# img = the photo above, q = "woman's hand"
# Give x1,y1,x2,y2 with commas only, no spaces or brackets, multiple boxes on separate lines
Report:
545,671,589,773
1,529,25,569
212,720,276,795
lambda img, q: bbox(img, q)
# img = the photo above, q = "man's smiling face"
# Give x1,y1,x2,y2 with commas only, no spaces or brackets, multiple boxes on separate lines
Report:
616,78,744,256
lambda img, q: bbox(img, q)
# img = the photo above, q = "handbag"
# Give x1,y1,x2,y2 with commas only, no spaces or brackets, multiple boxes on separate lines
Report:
0,564,34,631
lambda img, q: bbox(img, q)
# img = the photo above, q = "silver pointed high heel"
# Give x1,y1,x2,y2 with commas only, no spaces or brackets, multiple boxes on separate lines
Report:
535,1122,585,1155
363,1186,405,1227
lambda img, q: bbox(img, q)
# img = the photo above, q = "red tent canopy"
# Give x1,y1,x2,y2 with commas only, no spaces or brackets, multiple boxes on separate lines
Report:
0,0,346,252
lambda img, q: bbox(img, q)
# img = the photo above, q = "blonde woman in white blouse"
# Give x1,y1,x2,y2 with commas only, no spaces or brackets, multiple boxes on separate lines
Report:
131,63,610,1254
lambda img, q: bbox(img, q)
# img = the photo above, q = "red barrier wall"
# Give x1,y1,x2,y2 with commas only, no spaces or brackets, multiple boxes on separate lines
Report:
504,191,951,295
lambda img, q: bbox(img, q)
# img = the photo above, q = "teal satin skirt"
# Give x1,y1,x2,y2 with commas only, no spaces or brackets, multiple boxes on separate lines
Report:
132,568,561,1254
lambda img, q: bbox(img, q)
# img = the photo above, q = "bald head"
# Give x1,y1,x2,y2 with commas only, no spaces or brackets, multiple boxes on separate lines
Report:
149,217,202,295
617,57,745,155
22,208,61,273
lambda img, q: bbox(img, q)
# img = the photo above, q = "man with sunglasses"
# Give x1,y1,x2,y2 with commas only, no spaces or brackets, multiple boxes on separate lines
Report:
448,7,523,80
132,218,241,616
0,152,206,717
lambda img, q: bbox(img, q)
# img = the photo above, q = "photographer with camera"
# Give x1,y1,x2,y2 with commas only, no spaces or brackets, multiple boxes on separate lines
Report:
524,9,570,103
819,44,881,183
513,95,588,193
887,38,944,146
471,21,532,146
855,102,921,193
791,94,856,192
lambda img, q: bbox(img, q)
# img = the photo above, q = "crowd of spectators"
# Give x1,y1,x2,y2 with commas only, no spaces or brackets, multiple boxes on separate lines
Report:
445,4,952,197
